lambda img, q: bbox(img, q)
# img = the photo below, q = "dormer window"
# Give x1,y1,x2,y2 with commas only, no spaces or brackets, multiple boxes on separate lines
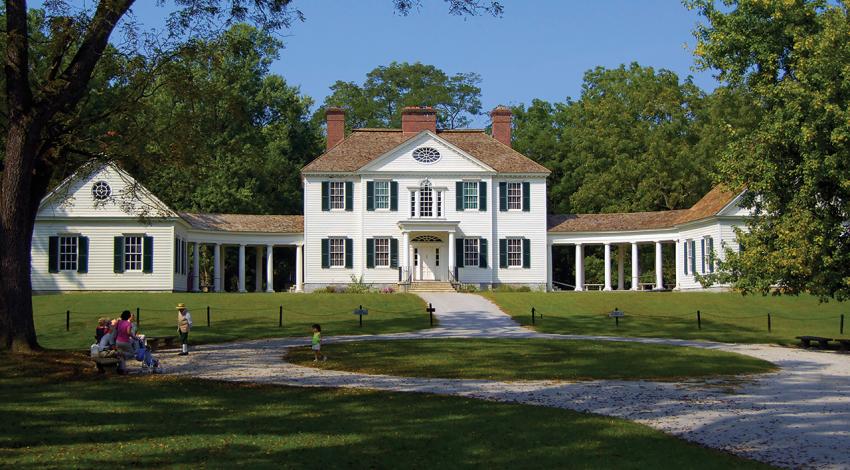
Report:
412,147,441,164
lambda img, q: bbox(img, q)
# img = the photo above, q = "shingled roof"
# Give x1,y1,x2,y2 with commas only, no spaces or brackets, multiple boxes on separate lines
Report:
547,186,741,233
301,129,550,174
180,212,303,233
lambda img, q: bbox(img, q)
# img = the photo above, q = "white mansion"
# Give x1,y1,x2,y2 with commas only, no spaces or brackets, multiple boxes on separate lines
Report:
31,106,750,293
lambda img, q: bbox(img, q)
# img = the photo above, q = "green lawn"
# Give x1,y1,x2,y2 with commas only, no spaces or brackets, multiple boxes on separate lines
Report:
33,292,427,350
0,354,771,469
287,339,775,381
483,291,848,345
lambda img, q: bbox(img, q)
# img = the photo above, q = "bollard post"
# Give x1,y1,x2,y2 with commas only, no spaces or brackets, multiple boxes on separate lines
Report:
841,314,844,335
532,307,536,325
697,310,701,330
66,310,70,332
426,303,436,327
359,305,363,328
279,306,283,328
136,307,140,326
768,313,771,332
207,306,211,327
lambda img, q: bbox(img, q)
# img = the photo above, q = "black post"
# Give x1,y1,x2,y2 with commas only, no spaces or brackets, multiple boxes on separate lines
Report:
207,306,211,327
768,313,771,332
429,303,434,327
697,310,701,330
532,307,536,325
136,307,140,326
66,310,70,332
279,306,283,328
615,315,619,328
359,305,363,328
841,314,844,335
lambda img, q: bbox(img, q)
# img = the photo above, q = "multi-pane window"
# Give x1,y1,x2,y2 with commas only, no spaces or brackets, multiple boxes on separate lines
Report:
410,191,416,217
59,236,78,271
436,191,442,217
704,237,714,273
507,182,522,210
419,182,433,217
374,238,390,267
124,236,143,271
464,239,480,267
507,238,523,267
463,182,479,209
330,238,345,267
330,182,345,209
436,248,440,267
374,181,390,209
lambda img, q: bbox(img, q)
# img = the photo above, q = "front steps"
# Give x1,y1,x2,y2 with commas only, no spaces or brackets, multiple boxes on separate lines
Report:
405,281,457,293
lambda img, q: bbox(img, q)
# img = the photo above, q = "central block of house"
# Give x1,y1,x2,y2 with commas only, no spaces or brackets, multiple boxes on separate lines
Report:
301,106,551,291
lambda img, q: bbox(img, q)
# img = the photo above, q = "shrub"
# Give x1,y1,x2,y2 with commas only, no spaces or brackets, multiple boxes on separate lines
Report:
493,284,532,293
380,286,395,294
457,284,478,293
346,275,373,294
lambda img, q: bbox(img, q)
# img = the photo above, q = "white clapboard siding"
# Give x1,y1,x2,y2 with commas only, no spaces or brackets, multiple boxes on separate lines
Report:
493,177,548,286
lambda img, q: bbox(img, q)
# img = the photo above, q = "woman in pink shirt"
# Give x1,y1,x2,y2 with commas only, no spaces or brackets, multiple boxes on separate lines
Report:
114,310,135,374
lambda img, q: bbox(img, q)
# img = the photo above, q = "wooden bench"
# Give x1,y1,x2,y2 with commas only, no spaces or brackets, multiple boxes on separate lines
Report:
796,336,833,349
584,283,604,291
146,336,178,351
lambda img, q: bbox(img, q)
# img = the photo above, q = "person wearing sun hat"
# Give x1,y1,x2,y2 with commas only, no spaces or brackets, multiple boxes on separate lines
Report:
176,303,193,356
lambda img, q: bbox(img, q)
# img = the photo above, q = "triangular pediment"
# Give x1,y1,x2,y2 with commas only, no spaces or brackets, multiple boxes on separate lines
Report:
717,190,753,217
38,161,177,219
359,131,495,174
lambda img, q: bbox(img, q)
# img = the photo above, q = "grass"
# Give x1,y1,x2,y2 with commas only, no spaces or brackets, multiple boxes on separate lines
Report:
482,291,849,345
0,353,771,469
33,292,427,350
287,339,775,381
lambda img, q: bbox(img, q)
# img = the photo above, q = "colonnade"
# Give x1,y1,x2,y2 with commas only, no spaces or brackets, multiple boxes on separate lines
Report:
189,242,303,293
568,241,671,291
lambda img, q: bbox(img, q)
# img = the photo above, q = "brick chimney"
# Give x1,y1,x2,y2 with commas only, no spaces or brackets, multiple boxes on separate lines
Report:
490,106,512,146
326,107,345,150
401,106,437,135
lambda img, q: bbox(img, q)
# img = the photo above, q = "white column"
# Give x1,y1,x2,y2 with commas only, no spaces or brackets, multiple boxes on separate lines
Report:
674,240,682,290
603,243,612,291
192,242,200,292
255,246,263,292
265,245,274,292
238,244,247,293
617,244,625,290
295,244,304,292
403,231,411,280
546,240,553,292
574,243,584,291
447,231,455,279
214,243,222,292
655,241,664,290
631,242,639,291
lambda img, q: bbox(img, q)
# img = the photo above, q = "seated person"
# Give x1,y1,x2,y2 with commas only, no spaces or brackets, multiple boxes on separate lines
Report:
94,318,110,343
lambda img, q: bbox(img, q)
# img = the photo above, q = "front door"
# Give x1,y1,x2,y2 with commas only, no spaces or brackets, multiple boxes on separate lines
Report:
417,246,439,281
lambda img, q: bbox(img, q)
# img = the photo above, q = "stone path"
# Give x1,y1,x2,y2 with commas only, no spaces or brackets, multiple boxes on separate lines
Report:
164,293,850,469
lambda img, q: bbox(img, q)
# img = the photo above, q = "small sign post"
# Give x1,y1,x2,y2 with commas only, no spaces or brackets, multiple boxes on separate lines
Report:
609,307,625,328
353,305,368,327
426,303,436,327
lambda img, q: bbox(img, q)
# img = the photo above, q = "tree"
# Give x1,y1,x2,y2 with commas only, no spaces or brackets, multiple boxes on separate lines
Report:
0,0,503,353
689,0,850,300
317,62,483,131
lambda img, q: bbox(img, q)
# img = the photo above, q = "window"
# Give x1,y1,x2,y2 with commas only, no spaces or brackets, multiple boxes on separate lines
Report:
463,181,479,210
464,239,480,267
704,237,714,273
683,240,689,275
410,191,416,217
329,238,345,267
412,147,441,164
437,191,442,217
330,182,345,210
436,248,440,266
414,248,419,266
419,181,433,217
374,181,390,209
124,236,143,271
507,182,522,210
91,181,111,201
374,238,390,267
507,238,523,267
59,236,78,271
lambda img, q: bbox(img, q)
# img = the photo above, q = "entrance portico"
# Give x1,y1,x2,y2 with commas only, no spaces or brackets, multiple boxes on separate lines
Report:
398,220,459,284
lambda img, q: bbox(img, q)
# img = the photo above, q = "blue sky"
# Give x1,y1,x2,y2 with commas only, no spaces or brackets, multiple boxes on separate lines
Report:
38,1,719,126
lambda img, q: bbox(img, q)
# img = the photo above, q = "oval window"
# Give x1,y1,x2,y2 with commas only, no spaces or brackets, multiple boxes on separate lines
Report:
412,147,441,164
92,181,112,200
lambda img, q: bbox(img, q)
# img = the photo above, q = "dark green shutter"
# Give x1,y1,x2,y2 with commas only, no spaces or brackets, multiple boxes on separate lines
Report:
499,182,508,211
522,238,531,268
390,238,399,268
366,238,375,268
143,236,154,273
321,239,330,268
479,182,487,211
455,238,464,268
390,181,398,211
174,239,179,273
77,236,89,273
48,236,59,273
522,182,531,212
456,182,464,211
321,181,330,211
479,238,488,268
690,240,696,273
345,238,353,268
700,239,706,273
499,239,508,268
366,181,375,211
345,181,353,211
114,237,125,273
684,241,689,275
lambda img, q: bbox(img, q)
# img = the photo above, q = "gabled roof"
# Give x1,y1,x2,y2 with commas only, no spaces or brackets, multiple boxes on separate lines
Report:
547,186,742,233
301,129,550,174
180,212,304,233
